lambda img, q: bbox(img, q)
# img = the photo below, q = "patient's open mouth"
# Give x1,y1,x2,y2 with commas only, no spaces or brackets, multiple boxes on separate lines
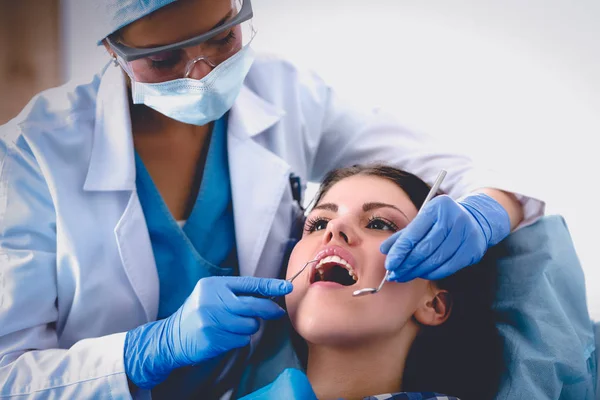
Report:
311,255,357,286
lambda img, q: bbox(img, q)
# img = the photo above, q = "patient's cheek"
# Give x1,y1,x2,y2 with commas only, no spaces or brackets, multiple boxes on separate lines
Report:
284,290,304,336
285,246,305,280
289,281,429,346
284,249,305,321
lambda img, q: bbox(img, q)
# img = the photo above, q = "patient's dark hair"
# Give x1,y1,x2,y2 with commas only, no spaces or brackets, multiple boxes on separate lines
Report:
291,164,504,400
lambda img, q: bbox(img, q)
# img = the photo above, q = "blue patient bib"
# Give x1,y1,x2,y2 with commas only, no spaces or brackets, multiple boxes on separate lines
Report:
135,115,238,397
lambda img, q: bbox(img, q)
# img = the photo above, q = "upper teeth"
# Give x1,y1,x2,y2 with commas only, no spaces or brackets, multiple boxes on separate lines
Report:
316,255,357,281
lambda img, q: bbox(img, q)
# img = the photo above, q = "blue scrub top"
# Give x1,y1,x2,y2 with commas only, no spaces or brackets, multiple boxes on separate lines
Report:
135,114,239,397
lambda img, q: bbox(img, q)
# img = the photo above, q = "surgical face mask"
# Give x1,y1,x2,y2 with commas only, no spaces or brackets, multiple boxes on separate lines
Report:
130,45,255,126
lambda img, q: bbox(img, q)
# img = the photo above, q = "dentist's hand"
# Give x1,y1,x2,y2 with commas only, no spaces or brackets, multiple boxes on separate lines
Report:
124,276,292,389
381,193,510,282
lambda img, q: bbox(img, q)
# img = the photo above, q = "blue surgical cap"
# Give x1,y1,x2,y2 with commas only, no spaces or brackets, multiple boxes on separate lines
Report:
95,0,178,44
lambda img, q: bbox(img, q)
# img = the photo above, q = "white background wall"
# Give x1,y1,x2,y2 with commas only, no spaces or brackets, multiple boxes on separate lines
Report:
62,0,600,319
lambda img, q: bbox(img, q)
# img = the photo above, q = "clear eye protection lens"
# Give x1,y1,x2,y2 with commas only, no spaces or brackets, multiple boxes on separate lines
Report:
111,0,256,84
183,20,256,78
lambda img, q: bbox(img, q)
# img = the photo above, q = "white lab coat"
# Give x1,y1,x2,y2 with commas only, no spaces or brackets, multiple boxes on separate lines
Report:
0,54,544,399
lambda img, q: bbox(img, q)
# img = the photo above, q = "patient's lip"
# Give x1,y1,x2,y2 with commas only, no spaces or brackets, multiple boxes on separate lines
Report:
314,246,357,266
309,245,358,283
311,281,345,289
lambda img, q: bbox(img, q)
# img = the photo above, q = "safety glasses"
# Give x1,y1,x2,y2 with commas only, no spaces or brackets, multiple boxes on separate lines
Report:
106,0,255,83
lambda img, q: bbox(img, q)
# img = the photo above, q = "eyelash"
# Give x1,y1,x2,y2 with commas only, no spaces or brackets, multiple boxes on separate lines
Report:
150,51,183,69
303,215,400,234
367,216,400,232
304,216,329,233
209,30,236,46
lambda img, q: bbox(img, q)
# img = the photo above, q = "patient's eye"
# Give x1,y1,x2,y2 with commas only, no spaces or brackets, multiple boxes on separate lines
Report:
304,216,329,233
367,216,399,232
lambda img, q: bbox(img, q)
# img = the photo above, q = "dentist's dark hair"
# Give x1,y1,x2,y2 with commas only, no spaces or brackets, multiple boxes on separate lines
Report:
294,164,504,400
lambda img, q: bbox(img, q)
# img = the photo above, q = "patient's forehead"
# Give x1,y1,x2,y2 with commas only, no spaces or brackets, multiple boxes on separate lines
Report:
317,175,418,219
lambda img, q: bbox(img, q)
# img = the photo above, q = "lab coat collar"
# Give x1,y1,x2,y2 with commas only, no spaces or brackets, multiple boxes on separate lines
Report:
85,63,136,192
227,127,291,278
227,84,288,277
228,84,286,139
84,67,285,191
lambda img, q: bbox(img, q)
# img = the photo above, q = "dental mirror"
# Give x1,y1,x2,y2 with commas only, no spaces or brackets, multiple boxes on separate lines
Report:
352,169,447,297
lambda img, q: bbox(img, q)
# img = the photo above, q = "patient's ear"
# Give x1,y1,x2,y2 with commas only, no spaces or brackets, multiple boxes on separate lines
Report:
414,285,452,327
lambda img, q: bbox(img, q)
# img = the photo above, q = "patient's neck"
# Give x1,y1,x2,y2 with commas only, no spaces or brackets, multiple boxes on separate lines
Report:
306,328,417,400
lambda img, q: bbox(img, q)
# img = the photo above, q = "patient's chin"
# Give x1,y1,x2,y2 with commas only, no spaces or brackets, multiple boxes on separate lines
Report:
298,322,365,348
291,302,381,348
290,299,418,351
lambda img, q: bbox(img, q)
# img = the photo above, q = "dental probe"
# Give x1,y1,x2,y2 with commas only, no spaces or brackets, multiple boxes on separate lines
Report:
288,259,319,283
269,259,319,300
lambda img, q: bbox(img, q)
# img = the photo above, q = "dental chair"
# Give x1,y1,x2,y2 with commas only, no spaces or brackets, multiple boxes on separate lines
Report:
488,215,596,399
596,323,600,399
235,215,599,400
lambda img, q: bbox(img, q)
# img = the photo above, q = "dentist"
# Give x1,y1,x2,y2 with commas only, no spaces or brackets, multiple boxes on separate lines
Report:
0,0,544,398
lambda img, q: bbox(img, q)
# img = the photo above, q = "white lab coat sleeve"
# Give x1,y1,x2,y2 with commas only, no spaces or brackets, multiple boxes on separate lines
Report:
0,130,132,399
300,71,544,229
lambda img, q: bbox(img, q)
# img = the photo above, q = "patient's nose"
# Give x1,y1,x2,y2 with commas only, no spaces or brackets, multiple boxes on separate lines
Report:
322,219,357,245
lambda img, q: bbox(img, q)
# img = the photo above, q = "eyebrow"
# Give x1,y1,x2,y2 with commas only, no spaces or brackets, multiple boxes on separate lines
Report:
363,202,409,221
312,202,409,221
312,203,338,212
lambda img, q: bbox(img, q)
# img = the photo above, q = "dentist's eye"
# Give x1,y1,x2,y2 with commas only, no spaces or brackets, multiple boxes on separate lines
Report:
304,217,329,233
367,216,399,232
208,30,237,47
148,50,183,69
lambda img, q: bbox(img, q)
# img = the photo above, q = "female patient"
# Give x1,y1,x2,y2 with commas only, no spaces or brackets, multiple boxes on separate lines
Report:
245,165,504,400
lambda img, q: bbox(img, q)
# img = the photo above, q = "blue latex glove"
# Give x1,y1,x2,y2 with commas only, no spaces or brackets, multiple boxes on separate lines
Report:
124,276,293,389
381,193,511,282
